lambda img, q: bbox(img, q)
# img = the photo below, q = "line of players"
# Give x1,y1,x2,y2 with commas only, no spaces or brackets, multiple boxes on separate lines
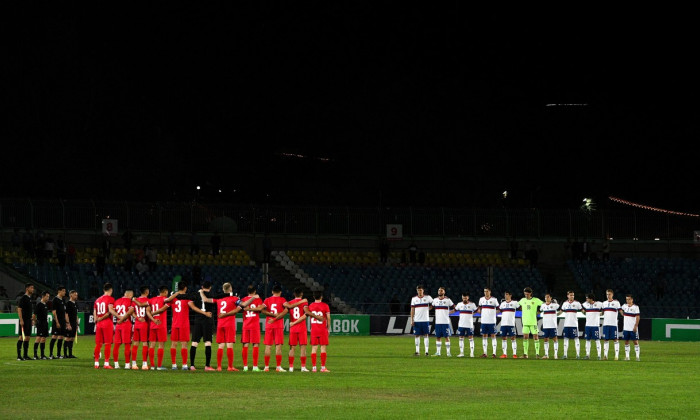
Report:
15,284,79,361
410,285,641,361
92,281,332,372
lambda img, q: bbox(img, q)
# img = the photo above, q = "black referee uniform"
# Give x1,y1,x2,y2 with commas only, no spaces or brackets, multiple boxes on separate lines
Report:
65,298,78,358
34,299,49,359
190,288,216,368
50,295,67,358
17,293,33,360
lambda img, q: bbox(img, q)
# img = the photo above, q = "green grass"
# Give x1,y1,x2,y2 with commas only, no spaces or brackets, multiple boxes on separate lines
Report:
1,336,699,419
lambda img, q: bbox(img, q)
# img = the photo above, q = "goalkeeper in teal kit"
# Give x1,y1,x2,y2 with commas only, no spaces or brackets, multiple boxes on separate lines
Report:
518,287,544,359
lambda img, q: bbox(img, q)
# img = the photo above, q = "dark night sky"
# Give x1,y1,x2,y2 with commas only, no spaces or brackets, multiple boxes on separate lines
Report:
4,4,699,212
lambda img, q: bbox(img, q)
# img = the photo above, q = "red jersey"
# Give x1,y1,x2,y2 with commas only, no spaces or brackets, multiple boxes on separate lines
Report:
133,296,150,326
149,296,168,330
114,297,135,326
241,296,263,330
287,298,309,333
214,296,239,328
94,294,115,328
171,296,193,328
263,295,287,329
309,301,330,336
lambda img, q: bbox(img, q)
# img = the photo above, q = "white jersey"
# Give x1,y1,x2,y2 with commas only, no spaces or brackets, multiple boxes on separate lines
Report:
478,296,499,324
621,304,640,331
498,300,520,327
561,300,582,327
432,297,454,325
540,302,560,329
582,301,603,328
411,295,433,323
601,299,621,326
455,301,477,328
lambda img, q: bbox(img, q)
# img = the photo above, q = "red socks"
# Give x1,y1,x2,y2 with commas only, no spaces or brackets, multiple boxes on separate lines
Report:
113,344,121,363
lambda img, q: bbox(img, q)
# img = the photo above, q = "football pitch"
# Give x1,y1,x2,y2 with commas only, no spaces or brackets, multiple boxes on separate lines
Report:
1,336,699,419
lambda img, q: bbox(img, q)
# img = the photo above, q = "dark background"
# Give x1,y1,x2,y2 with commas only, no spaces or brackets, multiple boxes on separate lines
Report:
4,4,698,211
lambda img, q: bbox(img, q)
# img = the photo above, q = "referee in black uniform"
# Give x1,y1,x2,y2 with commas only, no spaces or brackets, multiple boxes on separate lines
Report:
33,291,50,359
190,280,216,370
64,290,79,358
49,286,69,359
17,283,35,361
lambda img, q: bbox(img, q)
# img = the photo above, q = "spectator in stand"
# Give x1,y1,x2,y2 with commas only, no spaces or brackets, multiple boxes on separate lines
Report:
167,231,177,255
11,228,22,252
190,231,200,255
210,232,222,256
122,228,134,252
379,238,389,264
571,237,581,260
408,241,418,263
581,238,590,261
44,234,55,261
135,257,149,274
123,251,135,273
262,233,272,264
56,236,67,268
67,243,76,269
510,237,519,259
95,252,106,277
146,246,158,272
0,286,9,313
35,230,46,264
601,239,610,262
102,236,112,261
23,228,35,258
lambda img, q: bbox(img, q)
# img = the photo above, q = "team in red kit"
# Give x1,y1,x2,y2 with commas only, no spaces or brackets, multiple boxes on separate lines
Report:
91,281,332,372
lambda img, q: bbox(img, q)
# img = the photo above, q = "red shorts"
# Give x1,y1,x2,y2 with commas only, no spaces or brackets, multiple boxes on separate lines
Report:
216,325,237,343
170,325,190,342
311,331,329,346
114,324,132,344
263,327,284,346
95,324,114,344
132,323,149,342
149,327,167,342
242,328,260,344
289,330,308,346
